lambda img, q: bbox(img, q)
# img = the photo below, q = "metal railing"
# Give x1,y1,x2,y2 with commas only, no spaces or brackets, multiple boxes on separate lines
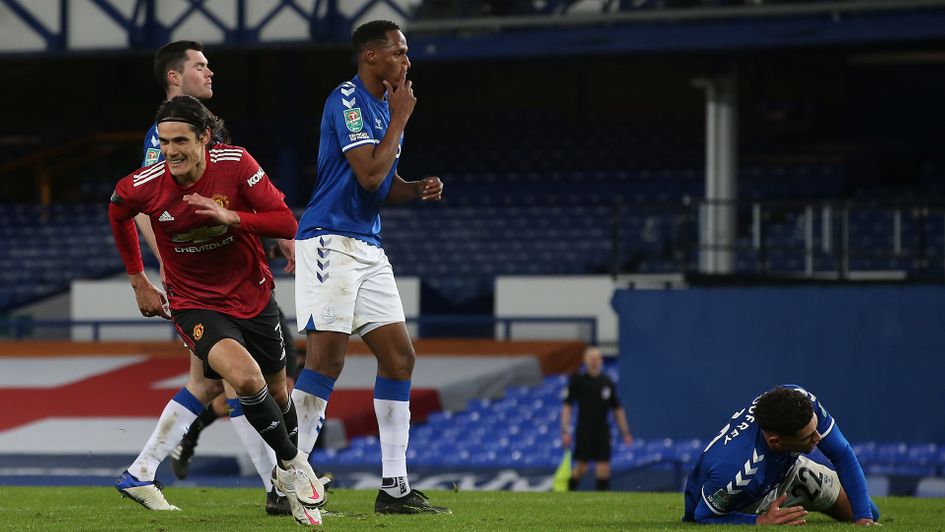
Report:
609,199,945,281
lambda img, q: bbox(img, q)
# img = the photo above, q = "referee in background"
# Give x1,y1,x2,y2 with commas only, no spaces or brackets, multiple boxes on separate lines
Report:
561,347,634,491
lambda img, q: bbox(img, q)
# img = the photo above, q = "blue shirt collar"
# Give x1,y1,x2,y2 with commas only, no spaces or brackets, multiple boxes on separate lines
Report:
352,74,387,103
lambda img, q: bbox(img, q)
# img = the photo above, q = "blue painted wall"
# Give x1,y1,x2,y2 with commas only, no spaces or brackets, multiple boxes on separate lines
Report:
613,286,945,443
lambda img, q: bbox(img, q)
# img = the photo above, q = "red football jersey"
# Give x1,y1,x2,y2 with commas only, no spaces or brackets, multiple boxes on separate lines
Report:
111,144,293,318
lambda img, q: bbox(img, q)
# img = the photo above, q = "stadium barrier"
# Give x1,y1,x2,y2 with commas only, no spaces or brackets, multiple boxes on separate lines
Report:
0,315,598,345
613,284,945,443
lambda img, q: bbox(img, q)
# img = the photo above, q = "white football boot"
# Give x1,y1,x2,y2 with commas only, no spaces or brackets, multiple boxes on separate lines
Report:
115,470,181,511
272,464,326,526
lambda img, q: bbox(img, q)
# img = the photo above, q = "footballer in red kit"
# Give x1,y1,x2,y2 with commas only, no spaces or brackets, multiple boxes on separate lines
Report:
110,96,326,525
110,144,293,319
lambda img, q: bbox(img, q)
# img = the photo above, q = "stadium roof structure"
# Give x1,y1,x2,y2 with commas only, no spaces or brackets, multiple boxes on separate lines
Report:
406,0,945,61
3,0,945,58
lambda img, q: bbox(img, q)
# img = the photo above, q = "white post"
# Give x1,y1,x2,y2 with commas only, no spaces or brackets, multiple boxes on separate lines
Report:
694,71,738,274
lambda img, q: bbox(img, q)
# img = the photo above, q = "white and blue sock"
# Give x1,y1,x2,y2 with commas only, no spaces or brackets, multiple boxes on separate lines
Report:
291,369,334,454
226,398,277,492
375,376,411,498
129,387,204,481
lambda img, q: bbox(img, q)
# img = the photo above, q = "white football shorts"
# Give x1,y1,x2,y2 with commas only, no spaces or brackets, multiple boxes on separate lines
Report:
295,234,405,336
749,456,841,514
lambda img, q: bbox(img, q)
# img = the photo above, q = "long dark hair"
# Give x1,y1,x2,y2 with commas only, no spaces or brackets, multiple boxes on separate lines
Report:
154,95,230,145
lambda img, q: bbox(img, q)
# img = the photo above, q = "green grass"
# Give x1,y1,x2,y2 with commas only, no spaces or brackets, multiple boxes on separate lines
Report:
0,487,941,531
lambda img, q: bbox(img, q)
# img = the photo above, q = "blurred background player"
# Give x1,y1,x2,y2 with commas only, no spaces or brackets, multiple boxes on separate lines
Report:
135,40,299,515
110,96,326,526
290,20,449,514
683,385,880,525
561,347,634,491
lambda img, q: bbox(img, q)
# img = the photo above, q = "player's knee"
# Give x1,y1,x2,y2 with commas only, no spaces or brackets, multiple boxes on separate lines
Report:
305,344,346,377
381,361,413,380
308,354,344,377
386,349,415,379
268,386,289,407
228,372,267,396
210,395,229,417
186,377,223,402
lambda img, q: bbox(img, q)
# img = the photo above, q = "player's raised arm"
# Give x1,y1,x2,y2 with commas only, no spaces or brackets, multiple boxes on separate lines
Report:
344,71,413,191
342,21,415,192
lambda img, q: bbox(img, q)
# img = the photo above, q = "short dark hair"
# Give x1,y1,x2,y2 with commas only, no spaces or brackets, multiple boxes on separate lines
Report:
352,20,401,52
153,40,203,93
155,95,230,145
754,387,814,435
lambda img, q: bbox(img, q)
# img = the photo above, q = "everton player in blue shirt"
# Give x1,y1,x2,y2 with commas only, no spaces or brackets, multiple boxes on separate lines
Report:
292,20,448,514
684,385,880,525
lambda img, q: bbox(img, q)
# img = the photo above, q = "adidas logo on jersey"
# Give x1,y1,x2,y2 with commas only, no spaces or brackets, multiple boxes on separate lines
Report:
158,211,174,222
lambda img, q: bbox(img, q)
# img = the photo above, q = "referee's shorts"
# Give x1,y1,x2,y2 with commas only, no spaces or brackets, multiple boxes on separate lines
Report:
573,426,611,462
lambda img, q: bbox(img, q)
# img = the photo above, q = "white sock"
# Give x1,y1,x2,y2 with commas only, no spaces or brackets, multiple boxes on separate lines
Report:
129,400,199,481
292,387,328,454
229,413,277,492
375,398,411,497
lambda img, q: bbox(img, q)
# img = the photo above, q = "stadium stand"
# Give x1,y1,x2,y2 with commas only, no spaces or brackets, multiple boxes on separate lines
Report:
2,155,945,313
3,348,942,495
310,364,945,495
1,1,944,511
0,204,122,310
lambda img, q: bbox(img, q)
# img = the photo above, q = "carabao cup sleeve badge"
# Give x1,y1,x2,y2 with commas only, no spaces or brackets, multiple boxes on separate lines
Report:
344,108,364,132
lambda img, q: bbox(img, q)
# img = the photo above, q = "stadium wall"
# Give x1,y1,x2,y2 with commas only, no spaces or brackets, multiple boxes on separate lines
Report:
68,275,626,342
613,285,945,443
69,276,420,340
495,275,683,345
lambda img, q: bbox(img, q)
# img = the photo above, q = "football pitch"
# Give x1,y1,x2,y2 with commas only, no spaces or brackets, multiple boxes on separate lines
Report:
0,488,941,530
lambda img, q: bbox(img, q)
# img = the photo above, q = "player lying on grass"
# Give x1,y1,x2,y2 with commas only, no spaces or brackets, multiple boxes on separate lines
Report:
683,385,880,525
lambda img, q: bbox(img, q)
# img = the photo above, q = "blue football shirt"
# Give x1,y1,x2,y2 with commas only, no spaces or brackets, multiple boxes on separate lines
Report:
296,75,400,247
683,384,872,524
141,123,163,167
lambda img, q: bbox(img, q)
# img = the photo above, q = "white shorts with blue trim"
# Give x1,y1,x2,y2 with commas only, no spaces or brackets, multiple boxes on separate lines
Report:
748,456,841,514
295,234,405,336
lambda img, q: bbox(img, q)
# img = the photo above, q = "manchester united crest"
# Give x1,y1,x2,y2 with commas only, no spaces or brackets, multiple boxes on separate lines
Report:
212,193,229,209
193,323,204,341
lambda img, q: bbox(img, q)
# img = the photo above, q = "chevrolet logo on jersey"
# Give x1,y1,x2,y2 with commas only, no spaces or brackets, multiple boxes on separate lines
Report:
175,235,236,253
172,224,228,244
